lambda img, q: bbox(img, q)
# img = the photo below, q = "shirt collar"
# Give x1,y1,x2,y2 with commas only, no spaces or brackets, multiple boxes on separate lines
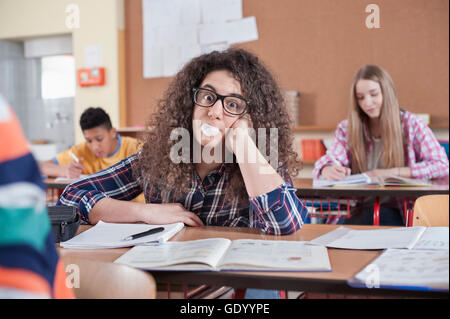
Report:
107,133,121,158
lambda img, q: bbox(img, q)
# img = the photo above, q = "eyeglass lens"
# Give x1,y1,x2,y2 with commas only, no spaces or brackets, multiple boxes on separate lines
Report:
195,88,246,115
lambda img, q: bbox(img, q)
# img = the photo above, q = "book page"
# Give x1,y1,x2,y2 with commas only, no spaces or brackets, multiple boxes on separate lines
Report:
353,249,449,291
114,238,231,270
315,226,427,250
412,227,449,250
382,175,431,187
218,239,331,271
313,173,374,187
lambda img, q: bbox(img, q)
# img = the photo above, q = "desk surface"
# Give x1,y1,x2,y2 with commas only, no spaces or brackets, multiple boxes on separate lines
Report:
59,224,447,298
45,178,73,189
293,178,449,197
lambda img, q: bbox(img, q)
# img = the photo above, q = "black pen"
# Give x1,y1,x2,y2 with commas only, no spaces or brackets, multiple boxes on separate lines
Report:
122,227,165,241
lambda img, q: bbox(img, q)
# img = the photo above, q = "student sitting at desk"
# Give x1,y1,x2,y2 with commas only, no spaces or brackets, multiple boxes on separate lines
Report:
58,48,307,236
40,107,140,179
313,65,449,225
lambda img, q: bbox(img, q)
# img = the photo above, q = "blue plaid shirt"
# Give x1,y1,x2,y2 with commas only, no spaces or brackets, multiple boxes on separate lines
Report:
57,154,307,235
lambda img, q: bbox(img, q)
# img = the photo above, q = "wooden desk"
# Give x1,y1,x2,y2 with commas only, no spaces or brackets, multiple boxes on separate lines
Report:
293,178,449,226
59,224,447,298
293,178,449,198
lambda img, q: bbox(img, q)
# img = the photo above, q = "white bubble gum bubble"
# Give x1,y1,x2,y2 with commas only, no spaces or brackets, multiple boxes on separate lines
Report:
201,123,220,137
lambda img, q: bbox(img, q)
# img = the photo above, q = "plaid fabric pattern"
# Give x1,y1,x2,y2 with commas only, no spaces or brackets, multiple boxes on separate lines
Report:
313,111,449,179
58,155,308,235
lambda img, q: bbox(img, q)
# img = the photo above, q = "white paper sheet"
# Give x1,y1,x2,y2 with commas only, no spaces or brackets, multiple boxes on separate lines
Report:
309,226,428,250
142,0,255,78
227,16,258,44
60,221,185,249
84,44,102,68
201,0,242,24
353,249,449,291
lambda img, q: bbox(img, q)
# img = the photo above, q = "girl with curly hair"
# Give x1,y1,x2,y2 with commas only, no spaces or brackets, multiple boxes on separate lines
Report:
58,48,307,235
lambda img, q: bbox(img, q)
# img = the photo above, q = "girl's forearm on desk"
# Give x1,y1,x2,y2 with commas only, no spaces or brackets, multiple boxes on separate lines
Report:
89,198,147,225
89,198,204,226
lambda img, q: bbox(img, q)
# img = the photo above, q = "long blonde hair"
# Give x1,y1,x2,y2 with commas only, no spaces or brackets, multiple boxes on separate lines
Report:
348,65,405,173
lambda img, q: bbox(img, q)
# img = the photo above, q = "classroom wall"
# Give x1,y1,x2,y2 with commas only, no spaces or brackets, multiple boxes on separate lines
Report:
124,0,449,127
0,0,125,144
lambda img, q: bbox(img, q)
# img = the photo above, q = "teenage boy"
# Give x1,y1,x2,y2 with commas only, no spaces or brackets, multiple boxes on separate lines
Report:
40,107,140,178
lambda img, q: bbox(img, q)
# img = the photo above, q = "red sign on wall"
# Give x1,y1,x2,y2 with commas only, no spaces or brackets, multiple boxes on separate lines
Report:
77,67,105,87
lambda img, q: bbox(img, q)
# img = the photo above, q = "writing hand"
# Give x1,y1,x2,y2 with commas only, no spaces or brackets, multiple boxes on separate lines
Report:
66,158,84,178
321,165,351,181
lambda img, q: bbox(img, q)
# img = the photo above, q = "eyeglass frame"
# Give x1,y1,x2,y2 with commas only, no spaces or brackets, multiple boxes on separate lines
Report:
192,87,249,116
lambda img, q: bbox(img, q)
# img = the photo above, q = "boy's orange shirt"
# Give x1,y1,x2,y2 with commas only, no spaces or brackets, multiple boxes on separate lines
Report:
55,135,139,174
55,134,145,203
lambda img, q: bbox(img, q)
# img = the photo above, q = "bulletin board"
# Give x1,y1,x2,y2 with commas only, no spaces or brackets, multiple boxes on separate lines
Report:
124,0,449,128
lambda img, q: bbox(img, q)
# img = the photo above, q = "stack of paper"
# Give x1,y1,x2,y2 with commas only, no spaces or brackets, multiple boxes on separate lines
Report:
60,221,184,249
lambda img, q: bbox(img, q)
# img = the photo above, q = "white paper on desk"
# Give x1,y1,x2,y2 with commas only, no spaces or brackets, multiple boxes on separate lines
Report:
309,226,427,250
412,227,449,250
308,226,352,246
54,175,89,183
60,221,184,249
353,249,449,291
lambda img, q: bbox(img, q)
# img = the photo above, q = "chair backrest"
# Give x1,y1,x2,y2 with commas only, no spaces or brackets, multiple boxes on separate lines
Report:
413,195,449,227
63,256,156,299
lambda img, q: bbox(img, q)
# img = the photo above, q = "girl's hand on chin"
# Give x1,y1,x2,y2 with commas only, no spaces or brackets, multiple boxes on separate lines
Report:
225,114,253,154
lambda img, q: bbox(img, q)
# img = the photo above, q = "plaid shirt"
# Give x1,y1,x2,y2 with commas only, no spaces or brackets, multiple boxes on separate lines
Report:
57,155,308,235
313,111,449,180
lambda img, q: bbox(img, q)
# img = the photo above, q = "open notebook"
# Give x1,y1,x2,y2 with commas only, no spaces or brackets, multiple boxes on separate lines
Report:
313,173,431,188
114,238,332,272
309,226,449,250
348,249,449,292
60,221,184,249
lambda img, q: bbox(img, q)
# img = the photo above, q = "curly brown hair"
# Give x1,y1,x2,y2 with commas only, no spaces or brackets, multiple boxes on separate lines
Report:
134,48,301,204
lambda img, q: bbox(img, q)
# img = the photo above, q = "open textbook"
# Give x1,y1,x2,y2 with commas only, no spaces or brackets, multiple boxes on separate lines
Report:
60,221,184,249
348,249,449,292
313,173,431,188
309,226,449,250
114,238,332,272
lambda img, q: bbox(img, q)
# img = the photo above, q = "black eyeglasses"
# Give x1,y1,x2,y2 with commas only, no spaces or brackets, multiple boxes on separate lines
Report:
192,87,248,116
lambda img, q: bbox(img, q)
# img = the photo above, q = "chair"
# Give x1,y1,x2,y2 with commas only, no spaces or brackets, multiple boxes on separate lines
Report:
63,256,156,299
412,195,449,227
